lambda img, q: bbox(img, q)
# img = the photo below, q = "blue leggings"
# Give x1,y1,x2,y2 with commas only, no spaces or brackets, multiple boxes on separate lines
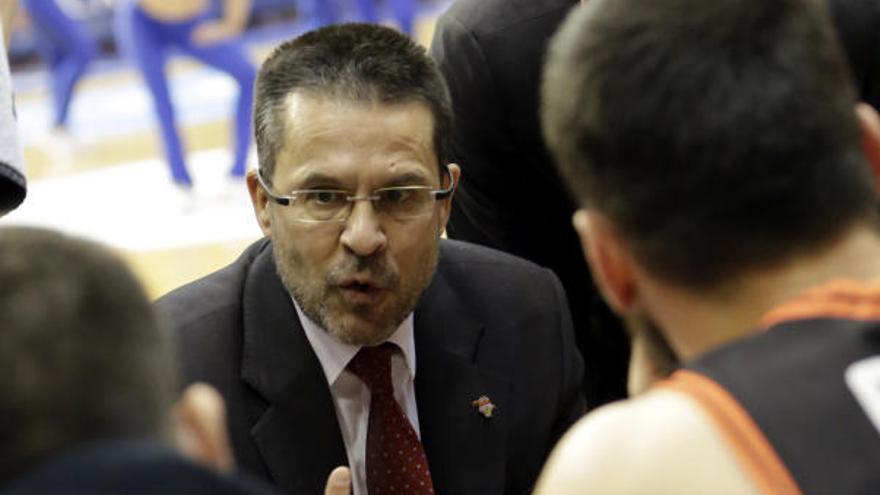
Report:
358,0,415,35
23,0,97,128
301,0,416,35
116,2,256,186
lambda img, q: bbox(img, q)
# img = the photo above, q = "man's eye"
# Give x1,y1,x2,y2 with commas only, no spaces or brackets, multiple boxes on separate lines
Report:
381,189,414,203
305,191,345,205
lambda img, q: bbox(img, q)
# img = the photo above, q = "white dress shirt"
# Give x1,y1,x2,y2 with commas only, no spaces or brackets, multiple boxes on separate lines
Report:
294,299,421,495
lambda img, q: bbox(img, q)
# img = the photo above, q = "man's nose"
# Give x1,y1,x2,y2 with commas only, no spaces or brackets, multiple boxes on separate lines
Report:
340,199,387,257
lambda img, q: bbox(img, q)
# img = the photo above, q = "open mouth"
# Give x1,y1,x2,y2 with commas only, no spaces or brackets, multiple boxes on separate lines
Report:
337,278,387,304
342,281,379,293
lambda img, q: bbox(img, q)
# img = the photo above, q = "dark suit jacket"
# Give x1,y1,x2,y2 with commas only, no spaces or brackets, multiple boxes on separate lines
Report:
829,0,880,110
1,441,277,494
429,0,629,407
156,238,585,495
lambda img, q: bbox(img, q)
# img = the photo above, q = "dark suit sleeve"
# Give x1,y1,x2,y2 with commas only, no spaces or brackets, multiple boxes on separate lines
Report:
429,12,520,247
548,268,587,443
829,0,880,110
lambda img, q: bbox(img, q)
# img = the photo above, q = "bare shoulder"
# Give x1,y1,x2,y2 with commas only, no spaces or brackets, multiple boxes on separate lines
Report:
533,389,762,495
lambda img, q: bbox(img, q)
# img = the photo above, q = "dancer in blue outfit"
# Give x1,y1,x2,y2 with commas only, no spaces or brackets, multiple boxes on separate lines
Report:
299,0,416,35
22,0,97,129
356,0,415,35
116,0,255,188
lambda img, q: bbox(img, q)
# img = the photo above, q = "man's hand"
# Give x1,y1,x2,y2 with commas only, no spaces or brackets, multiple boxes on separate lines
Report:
324,466,351,495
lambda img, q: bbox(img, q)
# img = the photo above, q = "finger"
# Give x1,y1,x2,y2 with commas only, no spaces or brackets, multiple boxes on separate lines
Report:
324,466,352,495
174,383,235,473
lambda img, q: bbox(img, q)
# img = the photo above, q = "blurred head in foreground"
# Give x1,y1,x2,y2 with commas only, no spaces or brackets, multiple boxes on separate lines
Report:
535,0,880,492
542,0,880,384
0,227,234,485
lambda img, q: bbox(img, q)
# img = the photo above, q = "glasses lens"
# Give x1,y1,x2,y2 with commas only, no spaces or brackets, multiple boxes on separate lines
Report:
295,191,350,222
376,188,434,219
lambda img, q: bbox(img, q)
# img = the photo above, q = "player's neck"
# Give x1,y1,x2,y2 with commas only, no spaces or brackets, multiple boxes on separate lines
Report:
643,223,880,361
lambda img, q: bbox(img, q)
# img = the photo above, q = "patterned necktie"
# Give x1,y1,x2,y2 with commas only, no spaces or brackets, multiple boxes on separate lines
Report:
348,343,435,495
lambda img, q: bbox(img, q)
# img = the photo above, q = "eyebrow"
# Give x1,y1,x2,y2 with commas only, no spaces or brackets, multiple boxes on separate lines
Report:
292,172,347,190
381,171,434,188
293,170,436,191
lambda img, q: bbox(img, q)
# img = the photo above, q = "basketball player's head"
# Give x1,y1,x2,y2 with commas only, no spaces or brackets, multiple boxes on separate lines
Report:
0,227,234,481
542,0,880,383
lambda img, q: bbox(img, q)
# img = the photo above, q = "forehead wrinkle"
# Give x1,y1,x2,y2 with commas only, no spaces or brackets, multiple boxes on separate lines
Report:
283,91,435,149
278,93,438,184
279,106,348,164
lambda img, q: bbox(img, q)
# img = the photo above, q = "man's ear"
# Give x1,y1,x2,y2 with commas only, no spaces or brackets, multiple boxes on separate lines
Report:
173,383,234,473
436,163,461,236
246,170,273,236
856,103,880,194
572,209,638,314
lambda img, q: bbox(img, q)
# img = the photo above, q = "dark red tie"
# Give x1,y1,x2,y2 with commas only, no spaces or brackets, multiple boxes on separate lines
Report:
348,343,435,495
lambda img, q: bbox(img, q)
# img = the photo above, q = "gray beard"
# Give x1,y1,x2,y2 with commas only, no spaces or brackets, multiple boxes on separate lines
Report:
272,241,439,346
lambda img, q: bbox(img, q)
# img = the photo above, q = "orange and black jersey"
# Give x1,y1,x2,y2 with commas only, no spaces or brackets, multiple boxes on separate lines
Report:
661,280,880,495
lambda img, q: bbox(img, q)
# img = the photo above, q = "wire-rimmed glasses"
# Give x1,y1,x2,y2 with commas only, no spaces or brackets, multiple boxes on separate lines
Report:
257,167,455,223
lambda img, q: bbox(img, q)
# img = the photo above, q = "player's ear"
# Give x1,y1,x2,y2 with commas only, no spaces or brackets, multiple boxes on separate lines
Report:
855,103,880,195
247,169,272,236
572,209,638,314
172,383,234,473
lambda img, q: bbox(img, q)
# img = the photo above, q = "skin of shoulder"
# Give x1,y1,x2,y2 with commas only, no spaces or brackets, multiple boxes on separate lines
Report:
533,389,762,495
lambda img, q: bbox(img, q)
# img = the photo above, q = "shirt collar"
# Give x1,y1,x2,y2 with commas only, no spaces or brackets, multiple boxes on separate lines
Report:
294,297,417,385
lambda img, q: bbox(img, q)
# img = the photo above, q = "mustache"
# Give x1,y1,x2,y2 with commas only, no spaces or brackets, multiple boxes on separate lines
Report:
326,254,399,288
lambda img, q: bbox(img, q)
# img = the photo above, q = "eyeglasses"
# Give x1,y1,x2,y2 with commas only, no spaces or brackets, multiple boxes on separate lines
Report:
257,167,455,223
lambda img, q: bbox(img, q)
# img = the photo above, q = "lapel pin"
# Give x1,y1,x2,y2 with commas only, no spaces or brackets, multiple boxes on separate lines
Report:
472,395,496,418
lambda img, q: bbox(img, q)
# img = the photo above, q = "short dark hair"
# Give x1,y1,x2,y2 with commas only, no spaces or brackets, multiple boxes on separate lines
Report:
0,228,177,481
254,23,452,183
543,0,878,289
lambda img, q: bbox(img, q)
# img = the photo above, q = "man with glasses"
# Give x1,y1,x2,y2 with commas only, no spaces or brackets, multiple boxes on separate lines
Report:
156,23,585,495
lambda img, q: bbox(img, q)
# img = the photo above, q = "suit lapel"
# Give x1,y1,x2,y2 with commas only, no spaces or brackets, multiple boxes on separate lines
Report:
240,244,348,494
414,257,511,495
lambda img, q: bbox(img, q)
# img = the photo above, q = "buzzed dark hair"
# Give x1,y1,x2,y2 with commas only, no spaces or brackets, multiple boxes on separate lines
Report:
254,23,452,183
0,228,177,481
542,0,878,289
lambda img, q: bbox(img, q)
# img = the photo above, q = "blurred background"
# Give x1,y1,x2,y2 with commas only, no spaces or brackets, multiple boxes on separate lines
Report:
2,0,450,298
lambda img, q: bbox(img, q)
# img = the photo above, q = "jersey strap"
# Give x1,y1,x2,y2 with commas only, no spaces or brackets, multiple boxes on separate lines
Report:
658,371,803,495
